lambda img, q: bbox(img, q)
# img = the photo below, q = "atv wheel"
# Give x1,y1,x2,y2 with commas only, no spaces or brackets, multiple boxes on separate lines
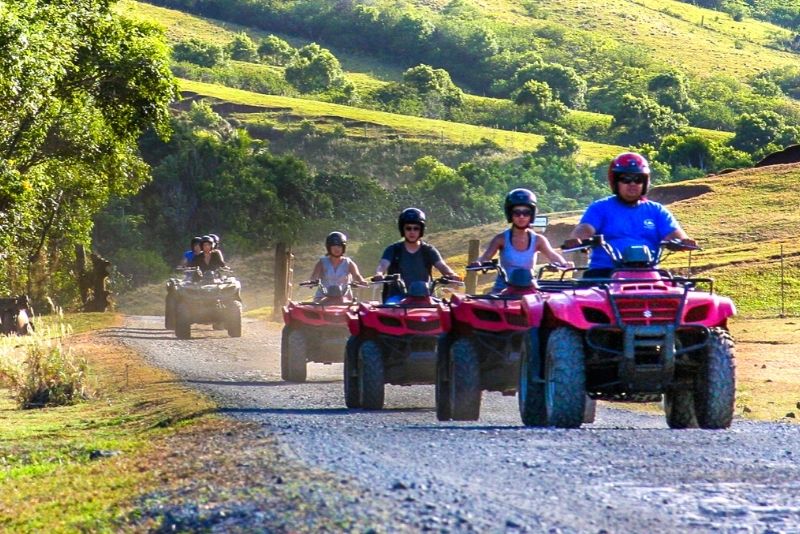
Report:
518,328,547,427
226,301,242,338
448,338,481,421
544,327,586,428
284,329,308,382
165,292,176,330
664,389,698,429
175,302,192,340
344,336,362,408
280,326,291,381
358,340,384,410
693,328,735,429
435,333,454,421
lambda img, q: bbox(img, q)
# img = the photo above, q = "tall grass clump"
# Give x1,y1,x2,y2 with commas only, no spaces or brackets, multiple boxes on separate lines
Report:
0,320,93,409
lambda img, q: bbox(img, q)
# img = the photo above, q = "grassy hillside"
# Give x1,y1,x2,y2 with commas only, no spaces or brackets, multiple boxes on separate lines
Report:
179,79,625,161
442,0,799,80
120,0,734,145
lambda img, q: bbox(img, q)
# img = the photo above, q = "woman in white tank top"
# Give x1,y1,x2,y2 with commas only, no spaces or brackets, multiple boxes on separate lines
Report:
470,189,571,293
309,232,366,301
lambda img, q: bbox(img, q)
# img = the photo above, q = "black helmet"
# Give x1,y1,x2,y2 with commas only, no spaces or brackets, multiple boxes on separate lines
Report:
504,188,537,223
398,207,426,237
190,236,202,247
325,231,347,254
208,233,220,248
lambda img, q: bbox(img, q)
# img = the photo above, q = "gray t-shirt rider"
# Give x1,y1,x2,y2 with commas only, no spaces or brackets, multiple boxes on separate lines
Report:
380,241,443,300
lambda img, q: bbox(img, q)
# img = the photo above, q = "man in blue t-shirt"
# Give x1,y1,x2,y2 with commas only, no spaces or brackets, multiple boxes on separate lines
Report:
565,152,696,277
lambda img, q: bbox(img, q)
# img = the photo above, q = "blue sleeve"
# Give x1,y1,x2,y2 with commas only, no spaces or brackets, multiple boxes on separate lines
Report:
427,245,443,265
656,204,680,238
380,244,396,263
579,201,604,231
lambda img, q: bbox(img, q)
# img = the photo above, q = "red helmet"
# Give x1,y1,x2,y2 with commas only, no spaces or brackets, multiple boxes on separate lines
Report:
608,152,651,195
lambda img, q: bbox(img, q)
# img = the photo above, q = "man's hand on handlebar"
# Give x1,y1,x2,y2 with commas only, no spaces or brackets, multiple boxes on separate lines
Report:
561,238,581,250
662,238,701,251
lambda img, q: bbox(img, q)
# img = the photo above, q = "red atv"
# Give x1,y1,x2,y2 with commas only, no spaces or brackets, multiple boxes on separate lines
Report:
435,261,565,421
519,235,736,429
281,280,365,382
344,274,462,410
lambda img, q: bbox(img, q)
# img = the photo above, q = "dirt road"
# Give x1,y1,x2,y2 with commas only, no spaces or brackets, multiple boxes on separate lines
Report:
120,315,800,532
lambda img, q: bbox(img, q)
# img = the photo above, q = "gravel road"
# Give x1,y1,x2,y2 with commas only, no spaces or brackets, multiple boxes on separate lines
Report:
119,315,800,533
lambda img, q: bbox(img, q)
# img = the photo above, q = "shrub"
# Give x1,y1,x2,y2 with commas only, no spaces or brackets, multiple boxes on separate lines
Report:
0,327,92,409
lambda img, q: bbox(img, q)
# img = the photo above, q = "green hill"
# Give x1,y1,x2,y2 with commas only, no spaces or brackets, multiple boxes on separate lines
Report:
119,0,739,145
178,79,624,161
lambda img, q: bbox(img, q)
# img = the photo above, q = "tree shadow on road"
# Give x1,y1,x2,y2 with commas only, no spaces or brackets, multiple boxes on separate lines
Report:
185,379,341,387
216,406,434,416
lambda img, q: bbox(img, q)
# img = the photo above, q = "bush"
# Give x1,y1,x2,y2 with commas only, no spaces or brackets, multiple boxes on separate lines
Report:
0,331,92,409
173,39,226,67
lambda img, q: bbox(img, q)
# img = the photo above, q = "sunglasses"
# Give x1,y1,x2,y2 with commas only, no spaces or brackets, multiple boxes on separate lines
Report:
616,174,645,185
404,225,421,232
511,209,533,217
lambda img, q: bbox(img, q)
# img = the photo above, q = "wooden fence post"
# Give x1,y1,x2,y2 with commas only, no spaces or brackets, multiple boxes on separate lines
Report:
272,242,293,322
465,239,480,294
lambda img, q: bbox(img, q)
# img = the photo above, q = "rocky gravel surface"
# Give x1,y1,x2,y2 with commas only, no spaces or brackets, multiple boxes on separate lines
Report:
118,315,800,533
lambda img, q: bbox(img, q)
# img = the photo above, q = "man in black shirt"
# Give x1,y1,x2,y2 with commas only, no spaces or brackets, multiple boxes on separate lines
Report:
374,208,460,303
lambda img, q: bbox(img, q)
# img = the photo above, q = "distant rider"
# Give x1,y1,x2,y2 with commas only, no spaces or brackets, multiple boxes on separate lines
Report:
374,207,461,304
181,236,202,267
190,235,226,273
309,232,367,301
471,188,572,293
565,152,696,278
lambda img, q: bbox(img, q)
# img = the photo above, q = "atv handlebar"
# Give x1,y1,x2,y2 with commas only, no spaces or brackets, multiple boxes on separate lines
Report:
660,239,702,252
466,259,499,273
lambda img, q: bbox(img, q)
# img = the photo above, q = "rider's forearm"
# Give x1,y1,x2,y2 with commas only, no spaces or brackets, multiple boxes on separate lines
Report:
569,223,596,241
375,259,390,275
435,261,458,278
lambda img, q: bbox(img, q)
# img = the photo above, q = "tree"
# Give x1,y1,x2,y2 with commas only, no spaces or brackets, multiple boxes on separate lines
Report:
730,111,786,153
173,39,226,67
513,62,587,109
611,94,687,145
0,0,176,301
648,72,696,113
402,64,464,108
228,32,258,62
514,80,567,123
536,126,580,158
284,43,346,93
658,134,715,171
258,35,295,65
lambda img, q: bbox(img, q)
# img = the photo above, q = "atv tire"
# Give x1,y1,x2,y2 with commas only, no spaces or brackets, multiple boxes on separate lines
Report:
664,389,698,429
175,302,192,339
448,338,481,421
519,328,547,427
435,333,454,421
544,327,586,428
226,301,242,338
165,292,176,330
344,336,362,408
358,340,384,410
280,326,291,381
694,328,735,429
284,329,308,382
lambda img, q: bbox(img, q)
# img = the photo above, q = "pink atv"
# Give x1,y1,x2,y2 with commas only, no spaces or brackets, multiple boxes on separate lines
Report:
344,274,462,410
519,235,736,429
436,261,568,421
281,280,364,382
